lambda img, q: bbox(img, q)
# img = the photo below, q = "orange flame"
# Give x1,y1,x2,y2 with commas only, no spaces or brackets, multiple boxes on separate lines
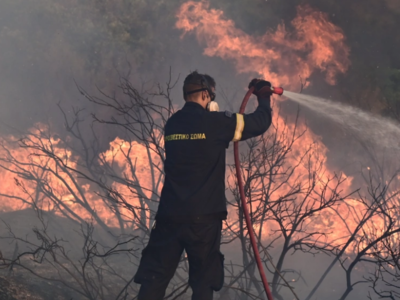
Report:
176,1,350,89
0,125,161,230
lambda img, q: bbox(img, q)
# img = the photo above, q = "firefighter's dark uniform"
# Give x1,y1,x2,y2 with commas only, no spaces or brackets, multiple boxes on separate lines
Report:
134,94,272,300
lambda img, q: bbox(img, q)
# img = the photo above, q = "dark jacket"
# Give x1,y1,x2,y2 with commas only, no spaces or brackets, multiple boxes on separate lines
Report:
155,96,272,222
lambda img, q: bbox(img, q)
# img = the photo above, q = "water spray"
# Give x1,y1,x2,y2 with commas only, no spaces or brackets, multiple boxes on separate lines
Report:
283,90,400,151
234,85,283,300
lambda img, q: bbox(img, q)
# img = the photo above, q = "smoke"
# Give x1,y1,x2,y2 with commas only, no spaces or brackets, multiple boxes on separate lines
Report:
0,0,245,138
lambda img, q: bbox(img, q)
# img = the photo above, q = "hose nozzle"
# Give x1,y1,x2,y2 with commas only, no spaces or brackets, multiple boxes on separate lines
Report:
270,87,284,96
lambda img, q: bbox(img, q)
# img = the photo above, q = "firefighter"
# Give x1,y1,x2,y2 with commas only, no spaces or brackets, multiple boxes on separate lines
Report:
134,71,273,300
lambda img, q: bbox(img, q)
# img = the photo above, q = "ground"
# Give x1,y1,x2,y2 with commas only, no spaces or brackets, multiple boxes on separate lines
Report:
0,275,72,300
0,275,43,300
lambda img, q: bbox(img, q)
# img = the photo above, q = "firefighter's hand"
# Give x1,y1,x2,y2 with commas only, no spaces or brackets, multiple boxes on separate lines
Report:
248,79,272,97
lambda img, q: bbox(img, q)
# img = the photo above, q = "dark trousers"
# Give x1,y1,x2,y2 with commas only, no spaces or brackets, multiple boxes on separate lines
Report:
134,220,224,300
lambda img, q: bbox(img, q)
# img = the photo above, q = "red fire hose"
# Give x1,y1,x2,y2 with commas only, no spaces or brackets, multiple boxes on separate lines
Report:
233,86,283,300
